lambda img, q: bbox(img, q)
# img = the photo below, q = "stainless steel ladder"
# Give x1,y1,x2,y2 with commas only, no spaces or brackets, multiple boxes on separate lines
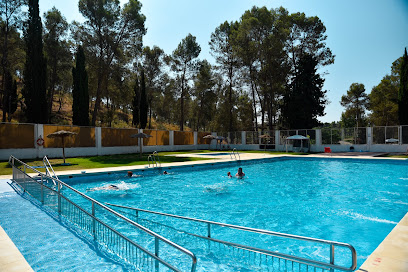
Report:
230,148,240,160
43,156,57,186
148,151,161,167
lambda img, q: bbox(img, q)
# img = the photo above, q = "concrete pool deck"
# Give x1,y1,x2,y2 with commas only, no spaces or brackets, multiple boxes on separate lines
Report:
0,152,407,271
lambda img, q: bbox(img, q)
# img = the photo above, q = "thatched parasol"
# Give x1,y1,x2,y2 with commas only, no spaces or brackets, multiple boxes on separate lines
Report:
47,130,78,164
203,134,216,149
130,132,153,156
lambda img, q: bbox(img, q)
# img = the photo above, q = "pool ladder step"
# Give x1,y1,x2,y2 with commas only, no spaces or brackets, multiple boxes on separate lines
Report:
148,151,161,168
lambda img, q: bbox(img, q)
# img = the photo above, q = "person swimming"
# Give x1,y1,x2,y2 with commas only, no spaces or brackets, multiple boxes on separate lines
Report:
88,184,120,191
163,171,168,175
227,172,232,178
235,167,245,178
127,171,133,177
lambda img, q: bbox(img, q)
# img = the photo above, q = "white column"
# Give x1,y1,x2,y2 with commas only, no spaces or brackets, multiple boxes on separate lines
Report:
35,124,44,158
169,131,174,146
95,127,102,155
241,131,246,145
275,130,280,145
194,131,198,146
315,129,322,146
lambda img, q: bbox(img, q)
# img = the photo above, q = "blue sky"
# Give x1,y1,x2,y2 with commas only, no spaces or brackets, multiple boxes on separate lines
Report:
38,0,408,123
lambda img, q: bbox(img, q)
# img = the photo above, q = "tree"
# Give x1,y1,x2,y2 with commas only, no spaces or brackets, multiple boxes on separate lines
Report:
22,0,48,124
369,77,399,126
77,0,146,126
340,83,368,127
0,0,25,121
2,69,17,121
170,34,201,131
132,75,140,127
72,46,89,126
139,69,147,129
398,48,408,125
142,46,164,128
209,21,240,132
44,7,71,122
282,54,327,129
192,60,216,131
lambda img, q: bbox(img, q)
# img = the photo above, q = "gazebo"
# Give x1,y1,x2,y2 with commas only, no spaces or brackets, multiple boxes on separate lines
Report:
285,135,310,153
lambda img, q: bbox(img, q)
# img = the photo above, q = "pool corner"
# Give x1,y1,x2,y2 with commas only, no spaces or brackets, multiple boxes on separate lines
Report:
358,212,408,272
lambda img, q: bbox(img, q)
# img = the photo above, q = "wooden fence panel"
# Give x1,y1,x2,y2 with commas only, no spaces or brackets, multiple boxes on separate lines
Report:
174,131,194,145
43,125,95,148
101,128,139,147
0,123,35,149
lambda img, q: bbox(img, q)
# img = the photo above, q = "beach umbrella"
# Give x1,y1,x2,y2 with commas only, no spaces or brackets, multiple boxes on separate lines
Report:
131,133,153,156
47,130,78,164
203,134,216,149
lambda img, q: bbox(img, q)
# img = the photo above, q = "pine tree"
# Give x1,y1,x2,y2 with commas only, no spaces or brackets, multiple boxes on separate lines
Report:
282,54,326,129
72,46,89,126
140,69,148,129
132,76,140,127
398,48,408,125
22,0,48,123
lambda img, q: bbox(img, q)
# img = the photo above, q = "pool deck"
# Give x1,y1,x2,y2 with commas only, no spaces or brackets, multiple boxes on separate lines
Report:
0,152,407,271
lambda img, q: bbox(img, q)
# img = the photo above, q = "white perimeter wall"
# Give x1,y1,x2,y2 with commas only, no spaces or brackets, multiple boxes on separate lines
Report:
1,128,407,161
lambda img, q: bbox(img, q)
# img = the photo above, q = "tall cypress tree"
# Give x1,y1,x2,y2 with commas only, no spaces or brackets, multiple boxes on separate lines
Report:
72,46,89,126
132,76,140,127
2,70,18,122
398,48,408,125
140,69,148,129
22,0,48,124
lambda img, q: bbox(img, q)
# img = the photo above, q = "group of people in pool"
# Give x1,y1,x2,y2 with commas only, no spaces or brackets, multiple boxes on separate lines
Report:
228,167,245,178
91,168,243,191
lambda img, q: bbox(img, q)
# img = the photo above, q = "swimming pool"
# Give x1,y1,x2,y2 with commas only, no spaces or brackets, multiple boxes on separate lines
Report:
57,157,408,271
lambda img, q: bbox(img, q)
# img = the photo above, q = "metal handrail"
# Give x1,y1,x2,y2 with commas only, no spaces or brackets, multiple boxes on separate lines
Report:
43,156,57,185
8,155,197,272
153,151,161,166
230,148,240,160
106,203,357,272
148,152,161,168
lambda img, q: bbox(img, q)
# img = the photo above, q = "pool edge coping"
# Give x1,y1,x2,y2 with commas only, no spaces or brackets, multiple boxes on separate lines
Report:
357,212,408,272
0,225,33,272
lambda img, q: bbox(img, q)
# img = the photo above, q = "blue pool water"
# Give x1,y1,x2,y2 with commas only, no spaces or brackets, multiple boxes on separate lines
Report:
0,184,131,271
57,157,408,271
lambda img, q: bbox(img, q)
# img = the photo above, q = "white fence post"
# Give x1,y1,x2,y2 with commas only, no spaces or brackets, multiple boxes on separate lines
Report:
96,127,102,155
35,124,44,158
169,131,174,147
194,131,198,146
316,129,322,146
241,131,246,145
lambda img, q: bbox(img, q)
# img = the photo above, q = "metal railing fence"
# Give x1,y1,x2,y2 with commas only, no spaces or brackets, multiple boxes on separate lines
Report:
9,156,197,272
106,203,357,272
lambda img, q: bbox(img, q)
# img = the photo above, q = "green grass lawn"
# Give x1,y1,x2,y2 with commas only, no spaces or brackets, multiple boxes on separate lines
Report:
0,150,309,176
0,152,211,176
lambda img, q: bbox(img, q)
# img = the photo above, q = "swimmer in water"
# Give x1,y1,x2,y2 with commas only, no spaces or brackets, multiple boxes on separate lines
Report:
163,171,168,175
88,184,119,191
235,167,245,178
127,171,133,177
227,172,232,178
